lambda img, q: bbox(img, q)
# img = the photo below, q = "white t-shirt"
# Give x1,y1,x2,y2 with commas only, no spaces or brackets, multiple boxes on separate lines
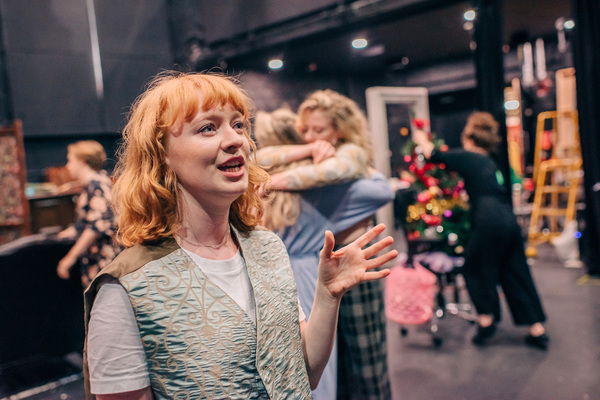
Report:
88,250,306,395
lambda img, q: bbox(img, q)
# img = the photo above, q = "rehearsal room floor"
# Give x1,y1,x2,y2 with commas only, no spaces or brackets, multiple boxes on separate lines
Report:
1,242,599,400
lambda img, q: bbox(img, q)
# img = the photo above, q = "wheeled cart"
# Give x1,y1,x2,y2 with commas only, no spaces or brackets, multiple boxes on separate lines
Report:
385,251,475,347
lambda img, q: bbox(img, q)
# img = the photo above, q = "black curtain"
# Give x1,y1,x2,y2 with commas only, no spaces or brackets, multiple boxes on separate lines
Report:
572,0,600,275
471,0,512,200
0,7,13,127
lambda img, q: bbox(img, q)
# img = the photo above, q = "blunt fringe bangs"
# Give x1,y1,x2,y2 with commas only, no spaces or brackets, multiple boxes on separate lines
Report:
113,71,267,247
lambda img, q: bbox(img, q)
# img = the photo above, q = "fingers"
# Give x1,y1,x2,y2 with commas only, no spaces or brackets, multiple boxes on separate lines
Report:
57,266,69,279
312,140,336,163
363,268,392,282
320,230,336,258
365,249,398,271
362,235,394,259
353,224,386,248
333,224,393,259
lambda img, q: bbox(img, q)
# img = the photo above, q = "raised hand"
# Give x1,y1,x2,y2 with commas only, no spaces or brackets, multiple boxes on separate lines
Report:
310,140,336,164
411,129,430,147
317,224,396,299
411,129,435,158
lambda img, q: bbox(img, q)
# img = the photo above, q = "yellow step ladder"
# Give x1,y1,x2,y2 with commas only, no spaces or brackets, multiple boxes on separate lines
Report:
525,110,582,257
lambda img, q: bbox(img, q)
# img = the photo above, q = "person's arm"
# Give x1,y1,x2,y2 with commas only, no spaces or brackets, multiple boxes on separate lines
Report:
412,129,435,159
257,144,313,167
88,281,152,397
268,143,369,191
57,225,77,239
58,180,113,279
57,228,98,279
299,224,396,389
256,140,335,168
97,388,154,400
411,130,475,176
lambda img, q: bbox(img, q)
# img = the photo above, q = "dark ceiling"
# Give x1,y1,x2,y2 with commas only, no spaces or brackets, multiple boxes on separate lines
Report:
217,0,573,76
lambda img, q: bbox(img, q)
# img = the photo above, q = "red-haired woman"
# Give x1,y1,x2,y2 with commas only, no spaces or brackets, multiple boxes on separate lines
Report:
83,72,397,399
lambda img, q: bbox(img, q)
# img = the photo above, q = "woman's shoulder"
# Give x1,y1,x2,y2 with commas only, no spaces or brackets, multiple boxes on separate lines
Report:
337,142,366,154
100,238,180,278
236,227,291,264
242,226,283,245
86,171,113,189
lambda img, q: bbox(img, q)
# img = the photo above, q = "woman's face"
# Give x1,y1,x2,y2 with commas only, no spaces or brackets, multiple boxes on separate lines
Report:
462,134,474,151
166,96,250,211
299,109,341,145
65,151,85,181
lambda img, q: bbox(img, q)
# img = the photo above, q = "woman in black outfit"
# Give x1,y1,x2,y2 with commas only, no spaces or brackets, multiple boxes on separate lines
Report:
413,112,549,349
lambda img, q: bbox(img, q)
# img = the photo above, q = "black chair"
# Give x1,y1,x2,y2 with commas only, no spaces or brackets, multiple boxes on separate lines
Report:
0,234,84,367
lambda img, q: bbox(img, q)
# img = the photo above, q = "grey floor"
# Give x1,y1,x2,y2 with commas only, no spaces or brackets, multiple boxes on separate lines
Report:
388,242,600,400
1,243,599,400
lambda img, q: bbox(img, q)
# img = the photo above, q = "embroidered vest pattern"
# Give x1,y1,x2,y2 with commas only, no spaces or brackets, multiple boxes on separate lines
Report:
103,229,311,399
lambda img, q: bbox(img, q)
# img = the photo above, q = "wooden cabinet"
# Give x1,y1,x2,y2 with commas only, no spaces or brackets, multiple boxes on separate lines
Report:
28,192,78,233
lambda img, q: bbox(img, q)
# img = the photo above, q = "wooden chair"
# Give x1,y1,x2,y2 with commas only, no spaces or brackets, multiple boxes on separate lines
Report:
0,120,31,244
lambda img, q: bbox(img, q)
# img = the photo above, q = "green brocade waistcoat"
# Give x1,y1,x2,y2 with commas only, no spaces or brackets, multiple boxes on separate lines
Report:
83,227,312,400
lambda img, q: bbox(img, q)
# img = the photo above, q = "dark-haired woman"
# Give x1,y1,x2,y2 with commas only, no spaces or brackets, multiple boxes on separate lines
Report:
413,111,548,349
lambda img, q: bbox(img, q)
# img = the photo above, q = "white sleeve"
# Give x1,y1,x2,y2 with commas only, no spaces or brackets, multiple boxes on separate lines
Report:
87,279,151,395
298,297,306,322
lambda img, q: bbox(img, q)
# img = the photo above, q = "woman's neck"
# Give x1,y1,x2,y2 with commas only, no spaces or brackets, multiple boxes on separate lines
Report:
176,225,237,260
175,200,237,259
78,168,98,184
467,146,488,156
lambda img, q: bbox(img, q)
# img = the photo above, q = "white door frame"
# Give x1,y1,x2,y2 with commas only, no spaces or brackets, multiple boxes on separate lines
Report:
365,86,430,241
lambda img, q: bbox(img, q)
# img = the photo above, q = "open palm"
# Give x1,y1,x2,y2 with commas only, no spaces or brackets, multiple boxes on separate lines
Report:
317,224,397,299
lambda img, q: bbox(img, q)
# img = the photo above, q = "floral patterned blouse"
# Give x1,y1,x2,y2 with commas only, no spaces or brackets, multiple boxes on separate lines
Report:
256,142,369,189
73,171,121,277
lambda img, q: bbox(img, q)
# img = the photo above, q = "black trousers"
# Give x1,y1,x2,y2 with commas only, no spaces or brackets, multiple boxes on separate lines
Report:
462,203,546,325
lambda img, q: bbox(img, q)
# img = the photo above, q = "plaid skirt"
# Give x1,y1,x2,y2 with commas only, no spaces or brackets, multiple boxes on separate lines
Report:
337,278,391,400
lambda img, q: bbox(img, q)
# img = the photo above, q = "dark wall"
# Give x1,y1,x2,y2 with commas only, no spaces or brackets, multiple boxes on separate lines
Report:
1,1,574,182
0,0,173,181
24,133,121,183
192,0,340,43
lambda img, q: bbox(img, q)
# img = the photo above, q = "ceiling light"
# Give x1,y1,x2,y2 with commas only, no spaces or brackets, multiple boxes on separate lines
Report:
268,59,283,70
563,19,575,30
463,10,476,21
504,100,520,110
352,38,368,49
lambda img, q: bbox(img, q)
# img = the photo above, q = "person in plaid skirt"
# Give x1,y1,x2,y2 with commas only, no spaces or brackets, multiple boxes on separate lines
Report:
336,275,390,400
256,92,393,400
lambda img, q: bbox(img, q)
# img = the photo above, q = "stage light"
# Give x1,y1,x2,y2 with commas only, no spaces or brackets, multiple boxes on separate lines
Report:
352,38,368,49
463,10,476,21
268,59,283,70
564,19,575,30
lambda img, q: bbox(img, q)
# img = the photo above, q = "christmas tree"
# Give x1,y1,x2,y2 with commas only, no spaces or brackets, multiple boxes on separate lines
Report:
400,120,470,257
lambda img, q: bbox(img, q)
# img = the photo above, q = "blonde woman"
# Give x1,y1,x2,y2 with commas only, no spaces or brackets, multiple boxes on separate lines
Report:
82,72,397,399
256,91,393,400
257,89,371,192
56,140,121,287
